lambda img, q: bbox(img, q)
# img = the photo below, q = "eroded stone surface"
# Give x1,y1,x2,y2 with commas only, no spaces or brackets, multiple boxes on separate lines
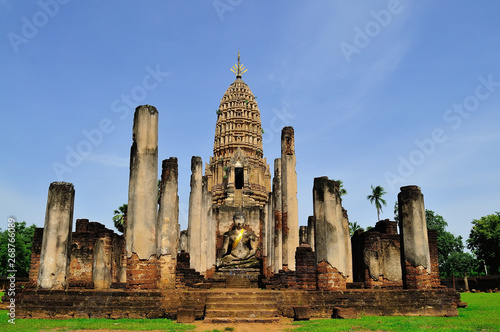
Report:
38,181,75,290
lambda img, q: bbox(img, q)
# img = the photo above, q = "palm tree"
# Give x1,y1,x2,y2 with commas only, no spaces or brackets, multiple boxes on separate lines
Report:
367,185,387,221
113,204,127,233
334,180,347,202
349,221,363,237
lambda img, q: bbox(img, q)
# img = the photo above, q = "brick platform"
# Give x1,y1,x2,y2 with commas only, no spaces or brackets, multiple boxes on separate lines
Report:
16,287,461,320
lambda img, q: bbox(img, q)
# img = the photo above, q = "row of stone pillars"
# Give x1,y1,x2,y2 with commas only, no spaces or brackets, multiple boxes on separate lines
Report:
263,126,300,274
308,177,434,290
36,105,180,290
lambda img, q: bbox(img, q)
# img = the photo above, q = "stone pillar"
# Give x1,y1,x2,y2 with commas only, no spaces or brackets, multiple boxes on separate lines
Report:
281,127,299,271
38,182,75,289
299,226,308,245
398,185,432,289
179,230,188,252
313,177,349,285
266,193,275,275
307,216,315,249
157,157,179,289
187,156,203,272
200,176,215,275
342,208,353,282
93,235,112,289
126,105,159,289
273,158,282,273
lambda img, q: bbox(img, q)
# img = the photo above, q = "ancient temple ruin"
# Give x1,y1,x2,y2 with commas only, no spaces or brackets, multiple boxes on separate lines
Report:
17,54,461,322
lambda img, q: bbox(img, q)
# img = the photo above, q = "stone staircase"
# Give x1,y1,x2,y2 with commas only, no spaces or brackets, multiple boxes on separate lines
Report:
204,289,279,323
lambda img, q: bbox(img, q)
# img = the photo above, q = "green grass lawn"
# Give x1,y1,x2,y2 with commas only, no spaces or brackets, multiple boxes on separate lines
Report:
0,292,498,331
293,292,500,332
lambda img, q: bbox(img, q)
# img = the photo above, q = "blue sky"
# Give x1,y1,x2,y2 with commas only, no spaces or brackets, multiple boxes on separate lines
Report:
1,1,499,244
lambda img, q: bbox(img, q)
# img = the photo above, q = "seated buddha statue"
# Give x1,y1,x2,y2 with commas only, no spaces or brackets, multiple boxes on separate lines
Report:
217,212,259,269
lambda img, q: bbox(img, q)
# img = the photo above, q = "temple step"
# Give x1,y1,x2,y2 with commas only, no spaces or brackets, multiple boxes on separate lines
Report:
211,269,261,288
204,290,278,323
204,317,280,323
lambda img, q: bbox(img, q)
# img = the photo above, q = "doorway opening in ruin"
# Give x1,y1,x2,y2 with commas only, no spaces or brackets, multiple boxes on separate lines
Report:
235,167,244,189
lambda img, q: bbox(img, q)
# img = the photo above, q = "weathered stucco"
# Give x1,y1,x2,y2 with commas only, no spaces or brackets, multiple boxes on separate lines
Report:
126,105,158,260
92,236,112,289
187,156,203,272
281,127,299,271
273,158,283,273
398,185,431,271
38,182,75,289
313,177,350,279
157,157,179,256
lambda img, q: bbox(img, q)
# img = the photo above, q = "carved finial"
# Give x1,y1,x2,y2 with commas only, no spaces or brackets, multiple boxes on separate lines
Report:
231,50,247,78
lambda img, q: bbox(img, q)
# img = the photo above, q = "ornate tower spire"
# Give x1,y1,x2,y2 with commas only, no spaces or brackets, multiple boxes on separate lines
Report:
230,50,247,78
205,54,271,207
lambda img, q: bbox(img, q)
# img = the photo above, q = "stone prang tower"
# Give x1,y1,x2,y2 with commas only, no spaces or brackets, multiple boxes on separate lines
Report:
205,51,271,208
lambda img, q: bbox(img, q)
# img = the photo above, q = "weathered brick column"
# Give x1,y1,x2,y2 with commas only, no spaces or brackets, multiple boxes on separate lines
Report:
157,157,179,289
92,235,112,289
313,177,349,288
307,216,315,249
187,156,203,272
28,228,44,284
317,260,346,291
281,127,299,271
205,179,216,277
38,181,75,289
200,175,215,275
126,105,159,289
398,185,432,289
273,158,283,273
295,244,317,290
428,229,441,288
299,226,308,245
265,193,275,275
342,208,353,282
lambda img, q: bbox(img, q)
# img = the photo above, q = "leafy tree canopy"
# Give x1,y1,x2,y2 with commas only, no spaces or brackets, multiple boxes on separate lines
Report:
113,204,127,233
349,221,363,237
0,221,36,277
467,212,500,275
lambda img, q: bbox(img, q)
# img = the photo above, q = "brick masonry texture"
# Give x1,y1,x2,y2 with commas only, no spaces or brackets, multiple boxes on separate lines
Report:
15,288,460,319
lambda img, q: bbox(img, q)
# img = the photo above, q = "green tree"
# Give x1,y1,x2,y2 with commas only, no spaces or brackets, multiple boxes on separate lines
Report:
0,221,36,277
426,210,464,260
334,180,347,198
349,221,363,237
113,204,127,233
425,210,471,277
367,185,387,221
467,212,500,275
394,208,476,277
441,251,480,277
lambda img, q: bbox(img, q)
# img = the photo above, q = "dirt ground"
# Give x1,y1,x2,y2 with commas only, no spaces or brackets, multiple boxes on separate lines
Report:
191,318,297,332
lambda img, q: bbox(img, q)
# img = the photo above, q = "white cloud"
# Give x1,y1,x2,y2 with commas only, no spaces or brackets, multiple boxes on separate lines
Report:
85,153,128,168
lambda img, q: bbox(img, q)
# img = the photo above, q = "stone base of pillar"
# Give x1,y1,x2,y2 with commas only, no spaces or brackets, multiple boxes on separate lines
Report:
127,253,159,289
158,254,176,289
317,260,346,291
404,262,433,289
